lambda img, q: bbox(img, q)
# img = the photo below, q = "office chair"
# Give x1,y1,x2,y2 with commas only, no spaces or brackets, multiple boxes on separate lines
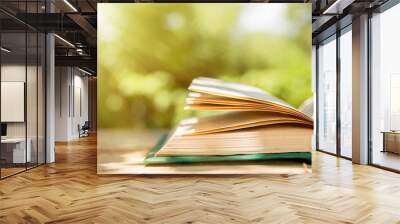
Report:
79,121,90,138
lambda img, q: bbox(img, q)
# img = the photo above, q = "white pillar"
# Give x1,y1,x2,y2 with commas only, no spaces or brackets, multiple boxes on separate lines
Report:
352,14,369,164
46,32,55,163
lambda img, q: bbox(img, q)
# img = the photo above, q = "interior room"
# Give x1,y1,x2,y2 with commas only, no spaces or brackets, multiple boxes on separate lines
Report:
0,11,46,178
370,3,400,171
54,66,92,141
0,0,400,223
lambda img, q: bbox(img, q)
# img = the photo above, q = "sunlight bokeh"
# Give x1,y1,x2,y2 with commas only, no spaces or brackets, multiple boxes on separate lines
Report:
98,3,311,129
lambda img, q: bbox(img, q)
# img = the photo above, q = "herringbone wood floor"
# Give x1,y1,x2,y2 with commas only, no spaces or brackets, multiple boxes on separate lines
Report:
1,135,400,224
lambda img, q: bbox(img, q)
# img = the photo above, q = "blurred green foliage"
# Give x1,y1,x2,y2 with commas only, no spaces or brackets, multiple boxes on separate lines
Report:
98,3,311,129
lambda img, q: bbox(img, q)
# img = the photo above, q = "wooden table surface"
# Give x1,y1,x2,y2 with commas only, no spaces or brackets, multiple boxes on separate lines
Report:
97,129,310,175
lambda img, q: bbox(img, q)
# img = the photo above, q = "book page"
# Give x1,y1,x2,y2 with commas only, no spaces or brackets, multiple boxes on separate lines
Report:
185,103,312,122
156,124,313,156
190,77,292,107
175,111,312,136
188,77,313,121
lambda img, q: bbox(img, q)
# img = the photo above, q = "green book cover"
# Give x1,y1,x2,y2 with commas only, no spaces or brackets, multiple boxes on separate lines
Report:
144,134,312,165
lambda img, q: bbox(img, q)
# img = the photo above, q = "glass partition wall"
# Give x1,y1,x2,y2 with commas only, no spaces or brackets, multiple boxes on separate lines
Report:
0,5,46,179
370,3,400,171
339,27,352,159
0,31,27,177
315,0,400,172
317,35,337,155
316,26,353,159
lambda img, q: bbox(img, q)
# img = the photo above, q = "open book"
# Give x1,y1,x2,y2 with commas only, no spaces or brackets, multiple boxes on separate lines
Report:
145,77,313,165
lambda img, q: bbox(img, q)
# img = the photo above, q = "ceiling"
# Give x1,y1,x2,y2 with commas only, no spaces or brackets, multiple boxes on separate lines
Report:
311,0,390,43
0,0,393,74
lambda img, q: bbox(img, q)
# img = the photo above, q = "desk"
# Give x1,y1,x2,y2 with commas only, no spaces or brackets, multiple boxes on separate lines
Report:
382,131,400,154
1,138,31,163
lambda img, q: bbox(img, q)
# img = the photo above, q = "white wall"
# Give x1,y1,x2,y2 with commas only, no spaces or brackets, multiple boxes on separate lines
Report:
1,65,37,138
55,67,70,141
55,67,89,141
1,65,26,141
72,73,89,138
1,82,25,122
1,63,46,164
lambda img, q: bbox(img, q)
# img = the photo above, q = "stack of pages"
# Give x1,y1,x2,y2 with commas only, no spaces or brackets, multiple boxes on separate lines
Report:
145,77,313,165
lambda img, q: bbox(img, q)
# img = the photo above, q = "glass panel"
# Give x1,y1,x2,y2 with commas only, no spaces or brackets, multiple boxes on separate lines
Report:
339,29,352,158
0,1,46,179
371,4,400,171
26,0,39,169
312,45,317,150
27,31,38,169
317,37,337,154
38,32,45,165
1,30,27,177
